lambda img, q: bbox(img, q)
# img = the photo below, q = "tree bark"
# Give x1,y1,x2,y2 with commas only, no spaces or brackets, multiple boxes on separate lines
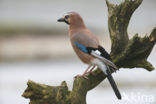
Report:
22,0,156,104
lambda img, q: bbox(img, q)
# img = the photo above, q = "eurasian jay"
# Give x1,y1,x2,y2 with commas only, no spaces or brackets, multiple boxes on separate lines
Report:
58,12,121,99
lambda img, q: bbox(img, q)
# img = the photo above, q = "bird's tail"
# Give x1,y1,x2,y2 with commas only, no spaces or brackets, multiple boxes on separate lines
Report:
106,70,121,100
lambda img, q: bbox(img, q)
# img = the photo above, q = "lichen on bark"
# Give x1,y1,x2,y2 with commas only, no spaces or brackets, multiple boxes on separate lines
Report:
22,0,156,104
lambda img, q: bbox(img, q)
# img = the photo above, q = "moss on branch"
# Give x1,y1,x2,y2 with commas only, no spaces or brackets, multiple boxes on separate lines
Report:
22,0,155,104
23,69,105,104
106,0,155,71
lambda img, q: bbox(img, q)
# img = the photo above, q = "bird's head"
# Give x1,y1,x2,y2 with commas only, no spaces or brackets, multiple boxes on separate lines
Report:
57,12,86,28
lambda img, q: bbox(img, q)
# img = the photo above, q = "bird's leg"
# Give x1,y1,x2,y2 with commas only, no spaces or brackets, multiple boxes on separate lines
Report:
75,64,92,79
87,65,96,75
83,64,92,75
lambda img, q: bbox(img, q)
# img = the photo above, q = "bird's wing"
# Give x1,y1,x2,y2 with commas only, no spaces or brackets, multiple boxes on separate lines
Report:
90,50,118,70
71,30,99,48
74,41,89,53
97,45,112,60
74,42,118,70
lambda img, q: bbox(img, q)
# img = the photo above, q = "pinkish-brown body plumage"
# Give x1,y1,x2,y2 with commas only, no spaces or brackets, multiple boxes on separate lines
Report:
68,12,99,64
57,12,121,99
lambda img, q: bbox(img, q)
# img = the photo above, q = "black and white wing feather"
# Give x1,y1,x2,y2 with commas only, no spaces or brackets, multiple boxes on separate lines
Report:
87,46,118,70
74,42,118,70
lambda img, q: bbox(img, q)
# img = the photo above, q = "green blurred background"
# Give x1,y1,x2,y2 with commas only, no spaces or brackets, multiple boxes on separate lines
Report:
0,0,156,104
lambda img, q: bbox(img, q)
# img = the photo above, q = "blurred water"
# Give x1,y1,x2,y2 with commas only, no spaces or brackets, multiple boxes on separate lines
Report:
0,0,155,35
0,58,156,104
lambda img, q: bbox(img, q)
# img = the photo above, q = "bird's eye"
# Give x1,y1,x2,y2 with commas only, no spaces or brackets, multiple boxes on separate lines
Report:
65,15,70,19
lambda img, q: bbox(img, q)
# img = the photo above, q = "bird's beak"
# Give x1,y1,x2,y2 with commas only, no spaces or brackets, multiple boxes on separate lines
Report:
57,17,65,22
57,17,70,25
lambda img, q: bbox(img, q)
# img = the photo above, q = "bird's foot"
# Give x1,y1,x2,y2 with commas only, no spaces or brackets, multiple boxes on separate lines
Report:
86,65,96,76
74,74,88,79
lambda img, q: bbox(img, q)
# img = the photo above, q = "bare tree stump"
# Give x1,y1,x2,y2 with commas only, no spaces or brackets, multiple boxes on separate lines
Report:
22,0,156,104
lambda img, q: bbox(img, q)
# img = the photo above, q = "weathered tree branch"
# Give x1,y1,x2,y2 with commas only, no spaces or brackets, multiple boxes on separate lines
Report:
106,0,155,71
22,0,156,104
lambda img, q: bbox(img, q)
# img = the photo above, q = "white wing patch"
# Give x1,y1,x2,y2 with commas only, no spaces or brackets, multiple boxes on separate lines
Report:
90,50,118,70
94,50,101,55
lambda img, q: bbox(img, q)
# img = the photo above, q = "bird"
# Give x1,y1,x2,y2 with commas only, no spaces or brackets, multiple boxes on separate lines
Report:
57,12,121,100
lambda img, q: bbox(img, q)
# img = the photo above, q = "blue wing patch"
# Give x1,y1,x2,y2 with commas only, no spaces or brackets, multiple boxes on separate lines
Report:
74,42,88,53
